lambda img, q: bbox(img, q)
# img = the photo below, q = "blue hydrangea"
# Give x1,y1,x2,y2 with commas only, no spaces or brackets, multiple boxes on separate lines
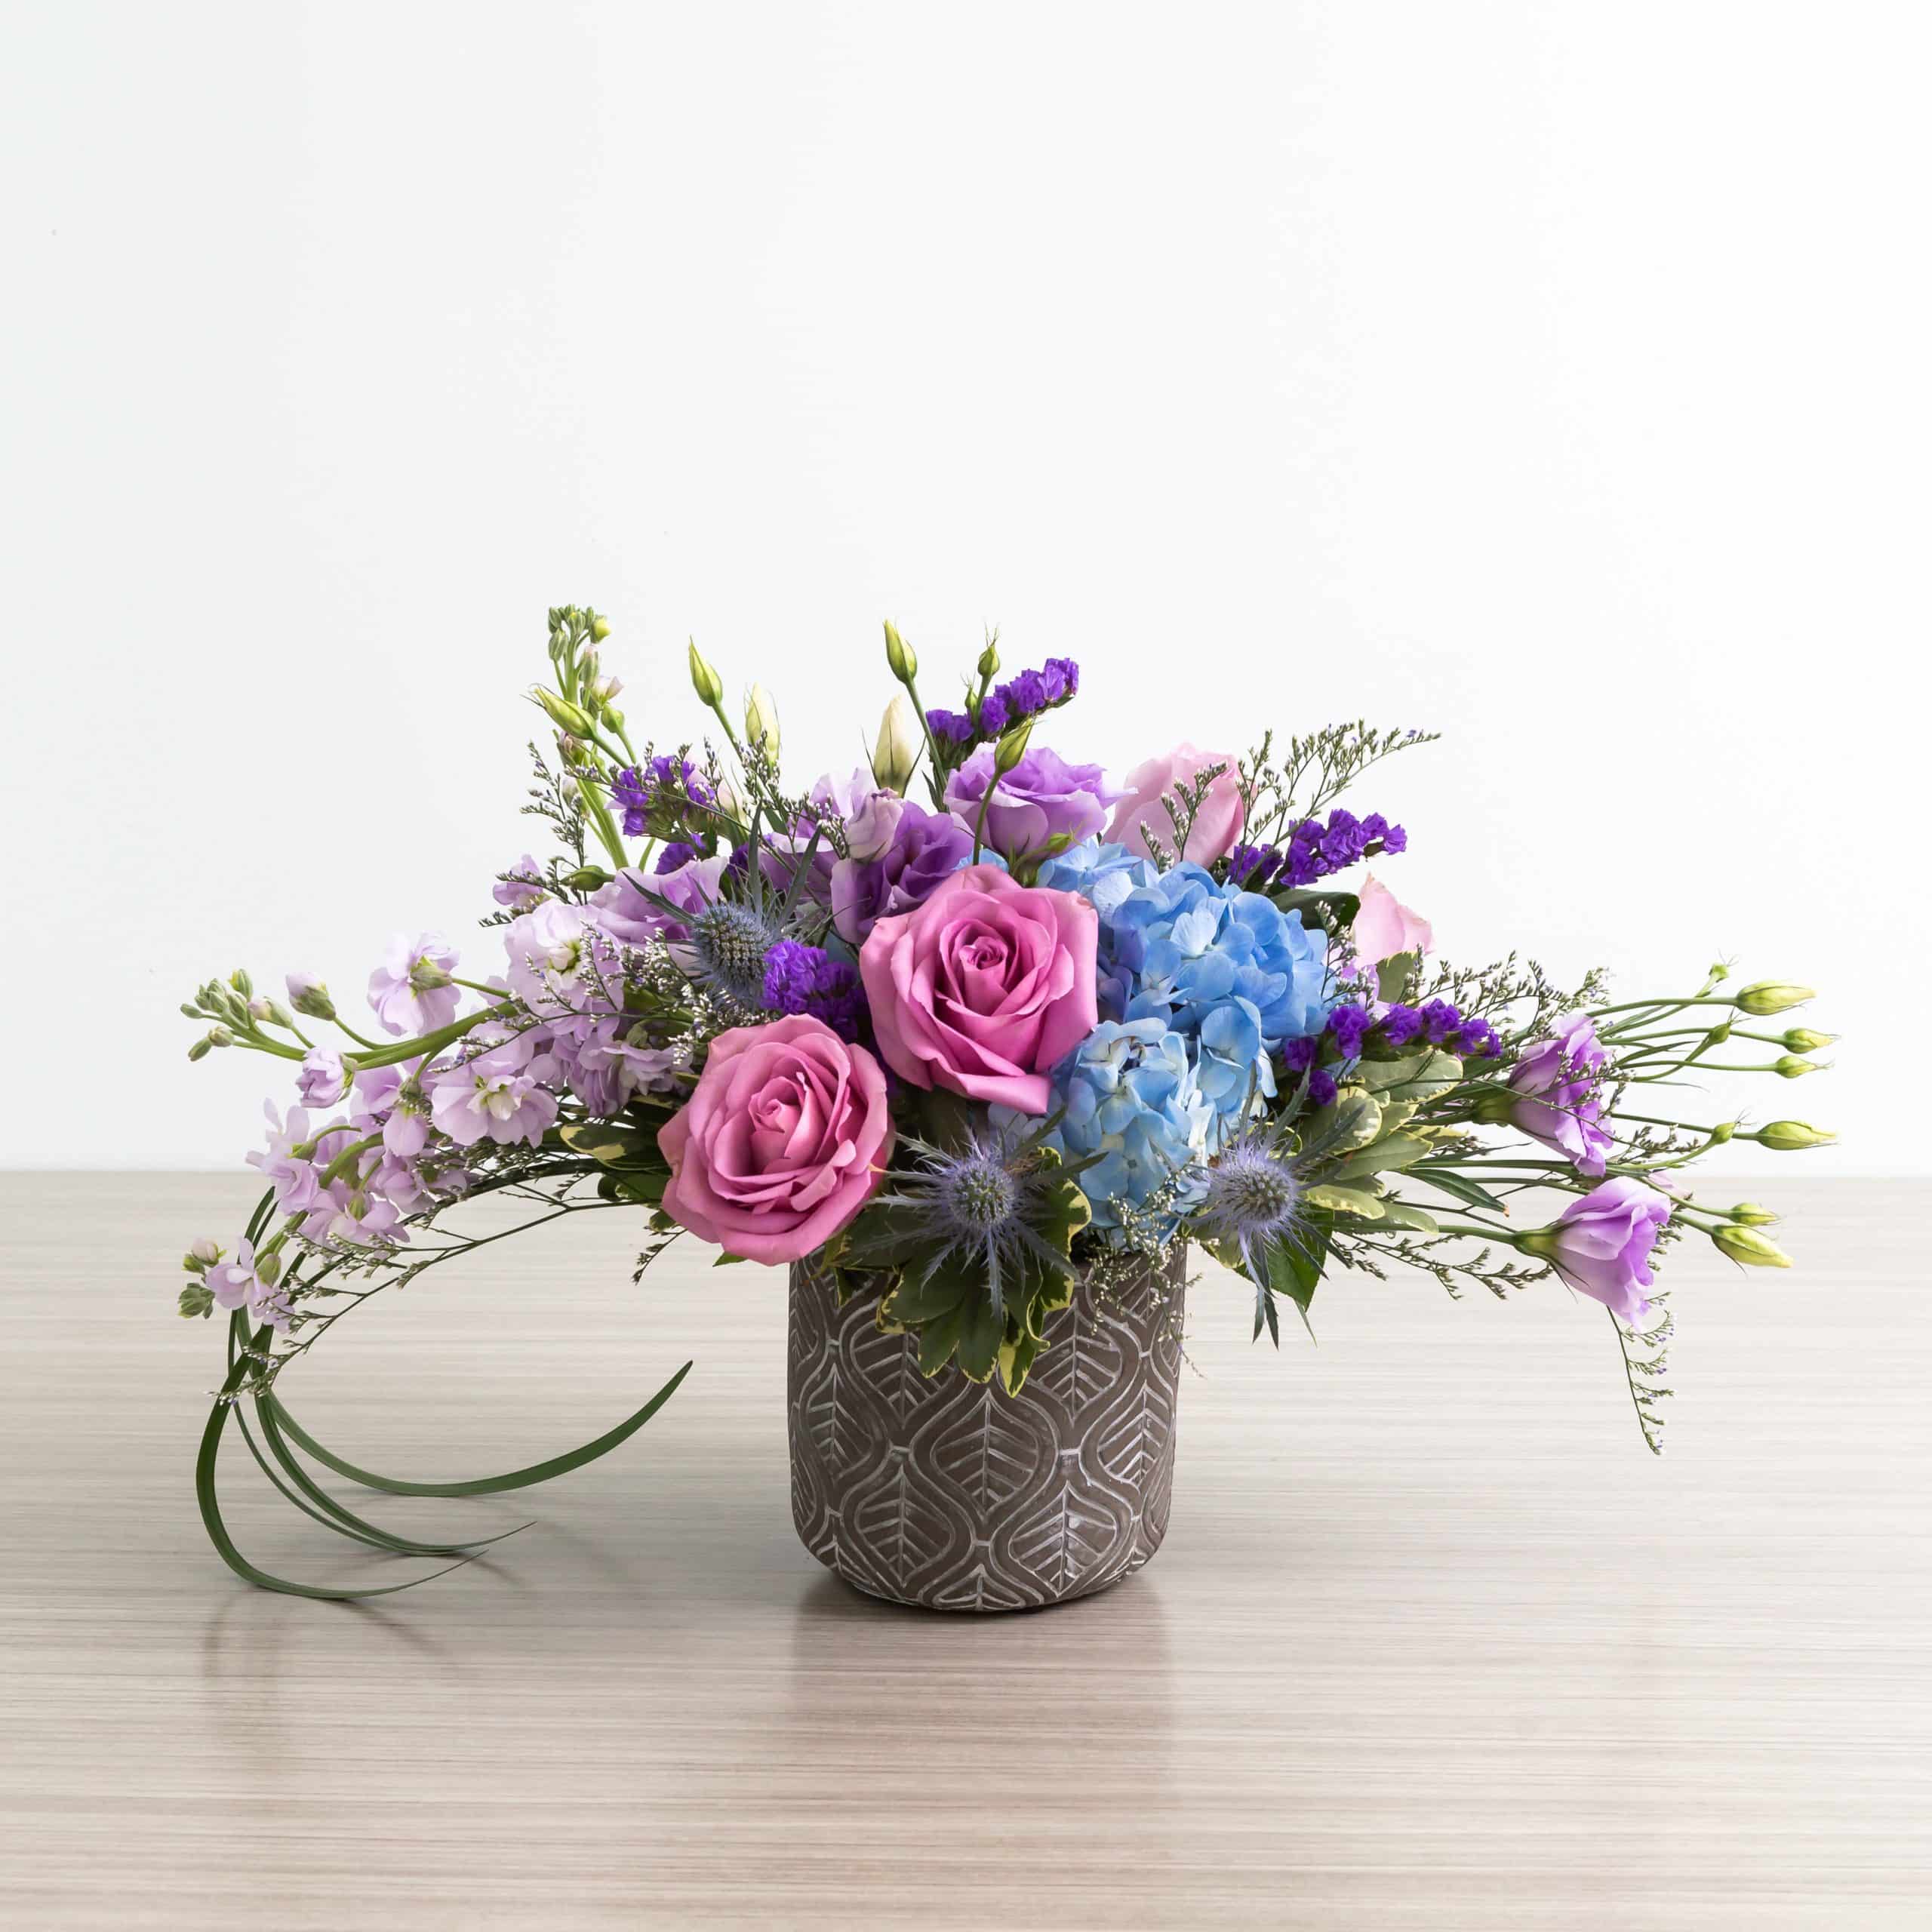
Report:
1103,865,1331,1128
1003,1017,1211,1229
1033,838,1155,1017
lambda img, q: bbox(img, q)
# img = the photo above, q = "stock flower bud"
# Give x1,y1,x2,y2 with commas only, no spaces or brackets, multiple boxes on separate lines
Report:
1712,1223,1793,1269
178,1282,215,1319
1729,1202,1778,1225
745,682,781,758
286,972,336,1021
883,619,917,683
207,1026,234,1048
872,693,921,795
533,687,599,740
688,640,724,707
247,995,273,1021
1774,1054,1823,1078
229,968,253,996
189,1236,223,1266
1753,1120,1835,1151
1783,1028,1837,1052
590,614,612,641
1734,980,1814,1017
186,1037,212,1062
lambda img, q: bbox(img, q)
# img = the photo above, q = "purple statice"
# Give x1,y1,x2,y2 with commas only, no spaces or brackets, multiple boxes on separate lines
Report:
1417,998,1463,1044
977,689,1013,735
1279,1035,1318,1076
1227,843,1284,889
1275,808,1409,888
1306,1069,1338,1108
926,707,976,746
654,840,701,874
1456,1017,1503,1058
610,755,713,840
1326,1004,1374,1060
928,660,1083,752
761,939,863,1041
1379,1003,1424,1048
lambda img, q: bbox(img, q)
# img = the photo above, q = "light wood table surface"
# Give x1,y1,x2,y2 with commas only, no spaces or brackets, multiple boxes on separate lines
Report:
2,1174,1926,1928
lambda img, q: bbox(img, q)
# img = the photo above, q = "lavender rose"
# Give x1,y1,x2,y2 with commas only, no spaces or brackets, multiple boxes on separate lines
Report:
858,863,1100,1113
942,745,1121,862
657,1015,894,1265
1526,1177,1670,1323
1508,1011,1613,1177
828,801,976,944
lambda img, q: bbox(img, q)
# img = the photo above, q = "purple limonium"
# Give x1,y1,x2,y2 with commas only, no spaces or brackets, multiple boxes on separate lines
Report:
1508,1011,1613,1176
368,932,461,1038
1417,998,1463,1044
1326,1004,1374,1060
1379,1004,1425,1048
1306,1068,1338,1108
654,841,701,874
761,939,863,1041
828,802,977,944
942,745,1121,860
493,854,547,910
926,707,976,746
1526,1177,1670,1324
295,1047,352,1109
609,755,713,839
1227,843,1284,889
1275,808,1408,888
1456,1017,1503,1059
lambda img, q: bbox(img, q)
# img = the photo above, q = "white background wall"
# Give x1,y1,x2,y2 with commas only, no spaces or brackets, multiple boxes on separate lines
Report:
3,2,1925,1172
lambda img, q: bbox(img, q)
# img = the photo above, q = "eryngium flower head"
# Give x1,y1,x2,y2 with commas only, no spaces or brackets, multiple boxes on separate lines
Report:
1198,1133,1303,1287
689,901,779,1006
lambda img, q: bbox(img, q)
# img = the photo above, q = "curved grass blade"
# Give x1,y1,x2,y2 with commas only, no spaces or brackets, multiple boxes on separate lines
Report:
198,1317,489,1600
263,1358,692,1497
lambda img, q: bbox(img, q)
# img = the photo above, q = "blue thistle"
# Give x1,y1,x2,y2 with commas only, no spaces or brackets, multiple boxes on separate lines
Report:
1194,1121,1315,1345
688,901,779,1005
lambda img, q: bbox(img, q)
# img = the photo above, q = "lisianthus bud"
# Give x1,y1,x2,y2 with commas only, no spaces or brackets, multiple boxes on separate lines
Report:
1709,1121,1736,1143
178,1282,214,1319
1754,1119,1835,1151
993,716,1035,775
977,639,1001,681
534,687,598,740
872,693,921,794
1735,980,1814,1016
1783,1028,1836,1052
1712,1224,1793,1269
883,619,917,683
1774,1054,1822,1078
745,682,781,758
688,640,724,707
565,865,613,891
1707,961,1731,983
1729,1202,1778,1225
286,972,336,1021
590,614,612,642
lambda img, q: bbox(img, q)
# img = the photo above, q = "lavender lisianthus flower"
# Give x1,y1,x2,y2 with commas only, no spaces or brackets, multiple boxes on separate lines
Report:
367,933,460,1038
828,802,976,943
1508,1011,1614,1177
1527,1177,1670,1324
589,854,729,948
942,745,1121,861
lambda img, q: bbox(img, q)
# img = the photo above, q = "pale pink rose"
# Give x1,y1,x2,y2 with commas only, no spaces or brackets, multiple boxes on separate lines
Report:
858,864,1100,1114
1106,743,1245,863
1351,872,1433,977
657,1015,893,1266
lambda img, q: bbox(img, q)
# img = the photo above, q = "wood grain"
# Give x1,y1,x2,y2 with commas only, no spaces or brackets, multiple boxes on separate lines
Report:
2,1174,1926,1928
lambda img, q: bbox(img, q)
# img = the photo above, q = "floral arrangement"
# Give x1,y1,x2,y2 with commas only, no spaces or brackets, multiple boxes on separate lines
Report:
178,607,1836,1597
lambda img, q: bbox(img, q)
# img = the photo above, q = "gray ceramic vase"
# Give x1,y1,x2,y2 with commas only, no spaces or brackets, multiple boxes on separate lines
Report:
786,1250,1187,1612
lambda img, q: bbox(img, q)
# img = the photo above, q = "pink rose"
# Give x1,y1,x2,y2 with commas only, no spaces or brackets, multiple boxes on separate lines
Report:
657,1015,893,1265
1107,743,1245,863
1351,872,1433,977
858,864,1099,1114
